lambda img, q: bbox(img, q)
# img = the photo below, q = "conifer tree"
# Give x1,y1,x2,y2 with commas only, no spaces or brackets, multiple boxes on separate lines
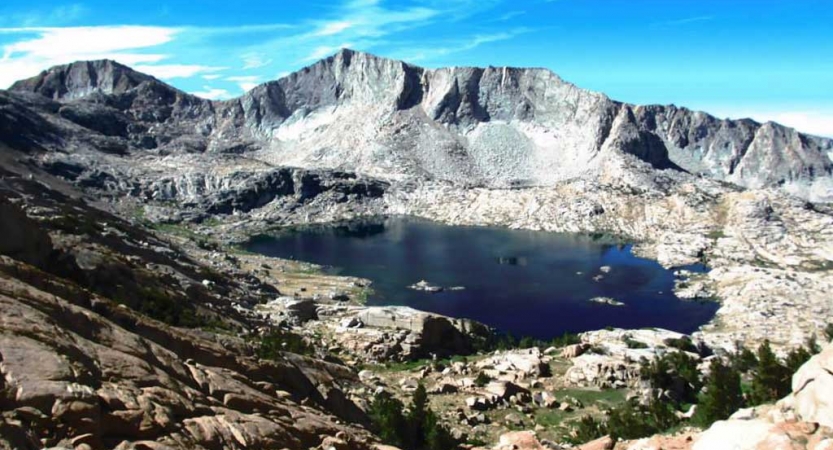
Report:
748,340,791,405
694,359,744,427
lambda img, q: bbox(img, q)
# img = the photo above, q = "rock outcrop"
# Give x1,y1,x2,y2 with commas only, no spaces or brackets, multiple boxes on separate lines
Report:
0,169,379,450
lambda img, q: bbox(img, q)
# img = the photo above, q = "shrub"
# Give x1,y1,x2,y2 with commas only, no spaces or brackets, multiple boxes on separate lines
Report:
571,415,606,444
664,336,699,353
550,332,582,348
730,342,758,373
640,351,702,405
825,324,833,342
474,372,492,387
368,392,407,447
624,337,649,349
785,344,813,374
607,399,679,440
518,336,536,349
257,329,313,359
569,399,679,443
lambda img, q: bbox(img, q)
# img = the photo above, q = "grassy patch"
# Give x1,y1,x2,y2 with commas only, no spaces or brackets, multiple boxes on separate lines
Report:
256,329,314,358
534,409,570,427
554,388,627,408
706,230,726,240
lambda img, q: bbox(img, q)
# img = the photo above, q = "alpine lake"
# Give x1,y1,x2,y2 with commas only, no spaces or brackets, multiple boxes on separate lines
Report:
244,216,717,339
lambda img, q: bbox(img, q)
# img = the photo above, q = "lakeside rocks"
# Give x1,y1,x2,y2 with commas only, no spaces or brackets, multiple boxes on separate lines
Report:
407,280,443,293
564,328,700,389
588,297,625,307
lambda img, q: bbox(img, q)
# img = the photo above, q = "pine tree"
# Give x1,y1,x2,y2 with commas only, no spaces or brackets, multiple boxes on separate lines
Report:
368,392,406,447
424,410,456,450
730,342,758,372
785,346,812,374
694,359,744,427
406,384,429,448
748,340,791,405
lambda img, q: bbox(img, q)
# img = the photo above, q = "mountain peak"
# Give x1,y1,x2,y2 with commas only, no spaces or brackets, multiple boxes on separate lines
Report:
9,59,157,101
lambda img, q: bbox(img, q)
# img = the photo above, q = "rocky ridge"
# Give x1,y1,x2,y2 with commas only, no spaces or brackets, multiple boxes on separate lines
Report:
2,50,832,351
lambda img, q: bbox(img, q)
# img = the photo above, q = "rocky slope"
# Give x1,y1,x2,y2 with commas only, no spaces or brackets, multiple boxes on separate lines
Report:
0,167,388,450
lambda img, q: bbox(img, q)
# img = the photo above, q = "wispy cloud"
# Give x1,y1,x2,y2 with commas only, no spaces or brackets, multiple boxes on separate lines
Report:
496,10,526,22
302,43,354,62
314,21,354,37
713,108,833,138
241,53,272,69
658,16,714,26
399,28,531,63
0,25,182,87
0,3,88,28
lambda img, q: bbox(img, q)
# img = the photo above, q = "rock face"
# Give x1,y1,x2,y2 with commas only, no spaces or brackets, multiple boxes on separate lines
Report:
10,60,156,100
792,343,833,428
0,170,379,450
4,49,832,200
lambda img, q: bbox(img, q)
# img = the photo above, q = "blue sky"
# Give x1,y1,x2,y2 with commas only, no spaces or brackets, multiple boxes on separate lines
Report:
1,0,832,136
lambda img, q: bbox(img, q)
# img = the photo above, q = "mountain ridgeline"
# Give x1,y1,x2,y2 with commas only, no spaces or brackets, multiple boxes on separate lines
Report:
3,49,832,199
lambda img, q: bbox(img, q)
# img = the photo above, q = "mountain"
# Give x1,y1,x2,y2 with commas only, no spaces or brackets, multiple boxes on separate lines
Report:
3,49,833,450
5,49,832,200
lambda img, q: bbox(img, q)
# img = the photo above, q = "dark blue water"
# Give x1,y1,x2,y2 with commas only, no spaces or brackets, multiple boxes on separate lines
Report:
245,217,717,339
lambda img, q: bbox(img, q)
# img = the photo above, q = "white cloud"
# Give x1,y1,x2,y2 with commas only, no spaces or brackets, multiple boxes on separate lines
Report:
314,21,354,37
202,74,221,80
226,75,262,92
3,26,177,60
0,25,181,88
496,10,525,21
190,86,231,100
659,16,714,26
303,43,354,62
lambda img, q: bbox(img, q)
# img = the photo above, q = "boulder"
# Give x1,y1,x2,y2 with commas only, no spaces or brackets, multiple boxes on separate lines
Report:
561,343,589,359
495,431,547,450
792,343,833,428
354,307,477,357
485,381,530,402
575,435,614,450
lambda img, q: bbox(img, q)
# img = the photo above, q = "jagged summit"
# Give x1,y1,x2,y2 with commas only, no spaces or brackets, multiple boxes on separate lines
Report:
9,59,160,101
3,50,833,198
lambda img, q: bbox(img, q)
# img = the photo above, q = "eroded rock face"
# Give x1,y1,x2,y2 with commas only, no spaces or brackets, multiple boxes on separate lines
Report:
4,49,832,199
